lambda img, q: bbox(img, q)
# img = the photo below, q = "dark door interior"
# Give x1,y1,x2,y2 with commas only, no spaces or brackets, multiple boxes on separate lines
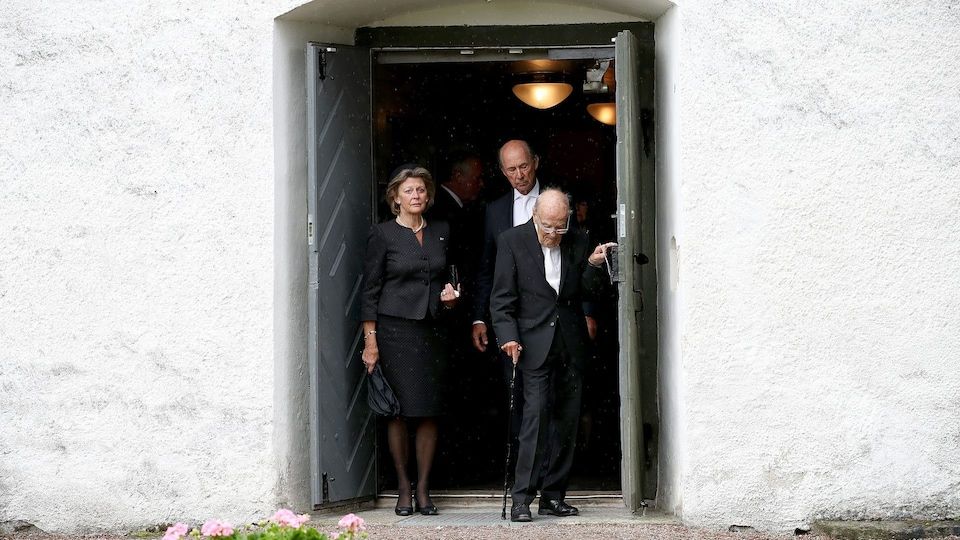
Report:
370,56,625,493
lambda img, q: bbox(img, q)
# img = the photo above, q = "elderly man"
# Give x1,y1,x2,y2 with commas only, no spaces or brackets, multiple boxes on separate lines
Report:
490,188,614,522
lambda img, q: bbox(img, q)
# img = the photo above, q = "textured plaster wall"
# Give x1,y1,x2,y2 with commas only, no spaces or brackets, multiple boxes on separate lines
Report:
653,4,684,518
5,0,959,533
0,1,284,532
677,1,960,531
369,1,640,26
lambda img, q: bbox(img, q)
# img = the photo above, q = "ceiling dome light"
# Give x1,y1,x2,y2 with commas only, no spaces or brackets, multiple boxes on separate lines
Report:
587,102,617,125
512,82,574,110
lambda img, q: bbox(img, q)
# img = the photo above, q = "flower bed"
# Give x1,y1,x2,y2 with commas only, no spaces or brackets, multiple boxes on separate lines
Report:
162,510,366,540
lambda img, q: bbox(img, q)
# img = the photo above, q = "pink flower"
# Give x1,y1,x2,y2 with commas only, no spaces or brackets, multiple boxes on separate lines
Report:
163,523,189,540
200,519,234,537
337,513,365,534
270,508,310,528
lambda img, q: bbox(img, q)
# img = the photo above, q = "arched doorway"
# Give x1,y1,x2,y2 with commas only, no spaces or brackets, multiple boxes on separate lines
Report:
273,0,679,514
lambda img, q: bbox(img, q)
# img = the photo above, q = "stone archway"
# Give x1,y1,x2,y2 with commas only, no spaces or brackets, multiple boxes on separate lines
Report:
272,0,682,515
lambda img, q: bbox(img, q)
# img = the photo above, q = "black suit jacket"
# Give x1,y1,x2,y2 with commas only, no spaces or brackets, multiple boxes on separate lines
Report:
360,219,450,321
427,186,462,228
472,190,514,321
473,185,580,322
489,221,604,371
427,187,484,291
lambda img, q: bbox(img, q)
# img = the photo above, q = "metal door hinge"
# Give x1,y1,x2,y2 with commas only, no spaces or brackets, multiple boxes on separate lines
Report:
308,213,315,245
321,472,329,502
617,203,626,238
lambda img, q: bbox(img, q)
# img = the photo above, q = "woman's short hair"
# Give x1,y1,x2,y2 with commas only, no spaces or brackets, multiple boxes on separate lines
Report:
385,166,435,216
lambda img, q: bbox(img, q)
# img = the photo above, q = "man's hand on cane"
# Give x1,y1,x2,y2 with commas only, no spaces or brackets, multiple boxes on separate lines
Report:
501,340,522,365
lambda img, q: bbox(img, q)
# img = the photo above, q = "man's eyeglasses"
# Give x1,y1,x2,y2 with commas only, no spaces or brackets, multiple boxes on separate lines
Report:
535,215,571,235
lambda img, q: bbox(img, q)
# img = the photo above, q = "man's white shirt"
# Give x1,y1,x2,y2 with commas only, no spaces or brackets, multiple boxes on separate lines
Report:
542,244,561,295
512,182,540,226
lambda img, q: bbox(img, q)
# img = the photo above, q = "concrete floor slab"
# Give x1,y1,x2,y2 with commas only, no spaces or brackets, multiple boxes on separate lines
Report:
309,500,679,528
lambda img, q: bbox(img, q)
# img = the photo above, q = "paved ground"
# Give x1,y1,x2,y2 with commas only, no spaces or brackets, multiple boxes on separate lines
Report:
308,502,801,539
1,503,807,540
7,500,960,540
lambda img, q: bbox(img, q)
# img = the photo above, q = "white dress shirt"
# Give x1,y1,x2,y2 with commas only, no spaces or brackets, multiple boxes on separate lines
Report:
512,182,540,226
542,244,561,295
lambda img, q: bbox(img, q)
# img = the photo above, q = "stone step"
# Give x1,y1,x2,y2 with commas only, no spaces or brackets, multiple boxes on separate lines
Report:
373,491,628,509
312,501,677,528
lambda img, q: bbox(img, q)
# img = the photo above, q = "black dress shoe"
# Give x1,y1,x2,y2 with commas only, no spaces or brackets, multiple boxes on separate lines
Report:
538,499,579,517
395,484,413,516
414,493,438,516
510,502,532,522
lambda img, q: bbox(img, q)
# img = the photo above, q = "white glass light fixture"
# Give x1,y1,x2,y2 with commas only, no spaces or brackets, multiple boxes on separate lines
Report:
512,82,574,110
587,102,617,125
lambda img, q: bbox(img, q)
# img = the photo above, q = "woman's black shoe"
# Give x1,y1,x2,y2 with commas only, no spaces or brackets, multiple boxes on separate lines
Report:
395,483,414,516
414,493,439,515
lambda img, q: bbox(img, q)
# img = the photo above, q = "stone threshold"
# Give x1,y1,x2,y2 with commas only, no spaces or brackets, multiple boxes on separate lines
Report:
310,495,674,528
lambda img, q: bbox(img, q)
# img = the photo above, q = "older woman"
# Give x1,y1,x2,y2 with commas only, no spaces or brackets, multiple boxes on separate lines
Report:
360,166,459,516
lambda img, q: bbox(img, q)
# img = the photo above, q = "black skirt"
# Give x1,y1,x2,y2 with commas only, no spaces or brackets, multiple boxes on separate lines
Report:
376,313,447,417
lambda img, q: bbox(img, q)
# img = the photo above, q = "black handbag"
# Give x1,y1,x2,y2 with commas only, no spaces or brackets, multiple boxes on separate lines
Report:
366,364,400,416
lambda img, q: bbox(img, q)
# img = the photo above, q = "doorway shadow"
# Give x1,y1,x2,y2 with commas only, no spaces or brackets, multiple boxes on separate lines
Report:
371,58,623,493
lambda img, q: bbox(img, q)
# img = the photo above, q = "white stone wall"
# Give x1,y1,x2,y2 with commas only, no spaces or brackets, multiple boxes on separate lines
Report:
653,3,685,519
5,0,960,534
1,1,284,532
677,1,960,531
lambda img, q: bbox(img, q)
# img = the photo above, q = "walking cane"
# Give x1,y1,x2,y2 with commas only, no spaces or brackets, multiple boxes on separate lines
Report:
501,362,517,520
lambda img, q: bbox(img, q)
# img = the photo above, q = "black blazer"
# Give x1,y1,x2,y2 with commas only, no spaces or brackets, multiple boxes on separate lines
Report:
427,187,484,291
472,184,579,322
489,221,604,371
360,219,450,321
428,186,463,224
472,191,515,321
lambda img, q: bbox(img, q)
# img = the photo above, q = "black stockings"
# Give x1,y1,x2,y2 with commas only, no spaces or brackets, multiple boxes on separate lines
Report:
387,417,438,507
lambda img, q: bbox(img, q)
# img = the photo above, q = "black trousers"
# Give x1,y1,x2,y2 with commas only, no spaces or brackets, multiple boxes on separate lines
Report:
511,330,583,504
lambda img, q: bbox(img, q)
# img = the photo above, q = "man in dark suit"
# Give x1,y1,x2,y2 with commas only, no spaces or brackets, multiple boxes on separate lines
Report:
490,188,615,522
471,139,541,350
428,152,485,290
469,140,543,476
426,153,495,482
